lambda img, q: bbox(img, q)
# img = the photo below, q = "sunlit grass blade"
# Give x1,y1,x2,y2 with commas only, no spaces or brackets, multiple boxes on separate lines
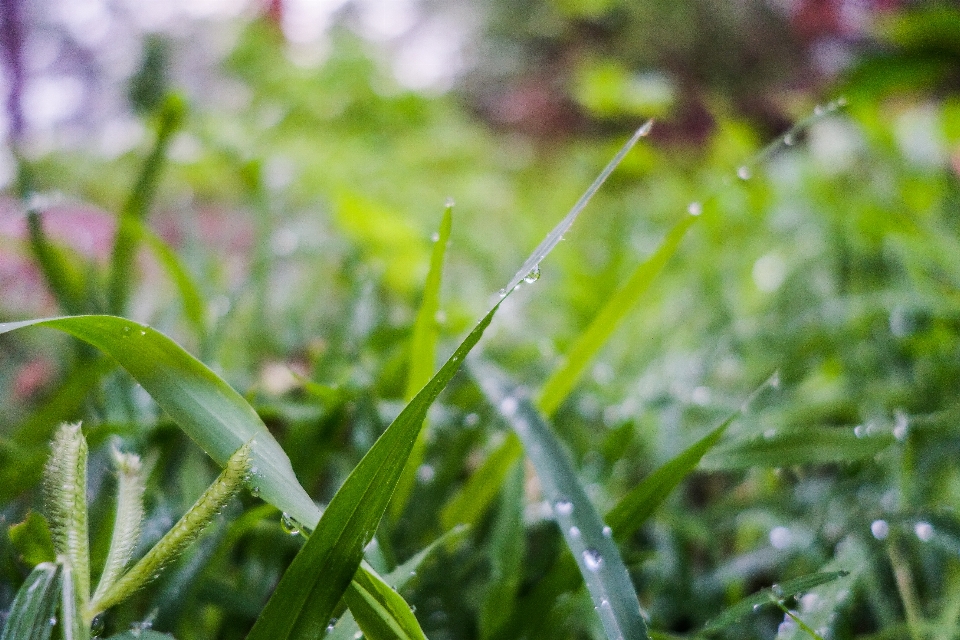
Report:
702,571,850,633
133,219,206,335
246,303,501,640
329,526,469,640
107,93,185,315
537,212,697,416
344,563,428,640
0,562,61,640
501,121,652,296
702,427,894,470
0,316,321,529
474,362,650,640
440,433,523,530
392,203,453,519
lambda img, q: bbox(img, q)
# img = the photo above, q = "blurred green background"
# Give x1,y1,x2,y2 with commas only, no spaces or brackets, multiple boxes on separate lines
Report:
2,0,960,638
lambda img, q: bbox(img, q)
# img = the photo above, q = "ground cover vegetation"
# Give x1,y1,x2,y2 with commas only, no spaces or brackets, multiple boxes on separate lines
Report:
1,2,960,639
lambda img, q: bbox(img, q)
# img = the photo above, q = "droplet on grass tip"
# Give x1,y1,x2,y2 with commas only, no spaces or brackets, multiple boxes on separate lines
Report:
737,165,752,181
445,196,455,208
687,201,703,216
582,548,604,572
771,583,784,598
637,120,654,136
602,525,613,538
280,513,301,536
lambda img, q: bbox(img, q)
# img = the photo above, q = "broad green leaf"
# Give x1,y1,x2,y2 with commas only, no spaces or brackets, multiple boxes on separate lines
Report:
328,526,469,640
703,427,894,470
246,303,500,640
0,316,321,530
8,511,56,567
537,211,697,416
703,570,850,633
344,564,428,640
0,562,61,640
605,411,736,540
475,363,650,640
392,203,454,519
501,121,651,295
440,433,523,530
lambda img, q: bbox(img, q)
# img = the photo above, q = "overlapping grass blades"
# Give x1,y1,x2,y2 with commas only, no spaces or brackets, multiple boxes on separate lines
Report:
475,362,650,640
0,563,61,640
245,304,501,640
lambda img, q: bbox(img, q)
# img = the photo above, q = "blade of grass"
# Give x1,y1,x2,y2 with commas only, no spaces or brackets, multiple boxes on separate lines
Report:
473,362,650,640
391,203,453,519
702,427,894,470
27,209,88,315
0,316,321,529
0,562,61,640
702,571,850,633
344,563,428,640
537,212,697,416
107,93,185,315
501,121,652,296
480,458,525,638
245,303,501,640
440,433,523,530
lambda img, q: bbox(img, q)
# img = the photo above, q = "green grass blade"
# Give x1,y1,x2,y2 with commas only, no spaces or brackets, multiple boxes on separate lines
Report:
27,210,88,315
480,458,525,638
345,564,428,640
107,94,185,315
474,362,650,640
502,121,652,296
392,203,454,519
103,632,174,640
605,412,735,540
440,433,523,530
0,562,61,640
702,571,850,633
133,220,206,335
0,316,321,529
246,303,501,640
703,427,894,470
537,212,697,416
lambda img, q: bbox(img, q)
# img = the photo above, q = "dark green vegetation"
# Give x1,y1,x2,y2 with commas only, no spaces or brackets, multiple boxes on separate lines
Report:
2,5,960,640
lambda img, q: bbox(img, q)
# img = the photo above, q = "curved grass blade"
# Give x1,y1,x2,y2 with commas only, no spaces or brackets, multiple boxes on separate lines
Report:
501,121,652,296
246,303,501,640
537,212,697,416
0,562,61,640
133,219,206,335
480,458,525,638
344,563,428,640
702,427,894,470
702,570,850,633
392,203,454,519
0,316,321,529
27,209,88,315
473,362,650,640
440,433,523,530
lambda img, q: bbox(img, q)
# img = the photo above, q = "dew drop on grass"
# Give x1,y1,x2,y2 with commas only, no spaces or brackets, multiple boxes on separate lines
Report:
554,498,574,517
523,264,541,284
753,603,763,612
498,288,508,298
326,624,336,633
893,410,908,441
771,583,784,598
354,631,363,639
49,617,57,626
637,120,654,136
431,231,440,242
250,486,260,497
602,525,613,538
915,521,934,541
687,201,703,216
445,196,455,208
569,526,581,538
582,548,604,572
854,424,866,438
280,513,301,536
417,463,435,483
499,396,518,416
814,104,825,116
122,326,131,336
737,166,752,181
783,132,796,146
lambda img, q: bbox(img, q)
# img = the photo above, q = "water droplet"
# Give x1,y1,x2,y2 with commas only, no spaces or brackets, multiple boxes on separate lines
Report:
600,598,609,608
769,526,791,549
814,104,825,116
49,617,57,626
122,326,131,335
91,615,105,637
281,513,301,536
753,603,763,612
854,424,866,438
498,288,508,298
139,330,146,336
523,265,541,284
870,519,889,540
409,604,416,613
915,521,934,541
893,410,908,441
637,120,654,136
771,583,784,598
554,499,574,517
602,525,613,538
250,486,260,497
499,396,518,416
431,231,440,242
687,201,703,216
764,429,777,440
569,526,581,538
326,623,336,633
464,413,480,426
769,370,781,389
417,464,435,483
354,632,363,639
783,132,795,146
835,96,848,107
582,548,604,572
445,196,455,208
736,166,752,181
